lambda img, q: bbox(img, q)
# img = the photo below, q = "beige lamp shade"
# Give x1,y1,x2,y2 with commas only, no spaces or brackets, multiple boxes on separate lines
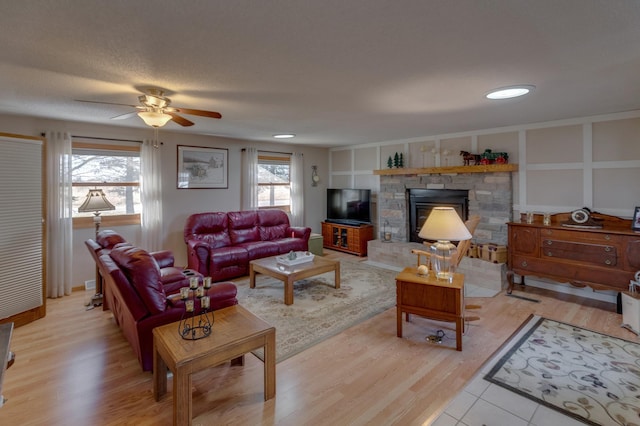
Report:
137,111,172,127
78,189,116,213
418,207,472,242
418,207,472,281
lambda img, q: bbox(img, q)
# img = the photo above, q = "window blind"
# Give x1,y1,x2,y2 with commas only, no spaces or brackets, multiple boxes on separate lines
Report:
0,137,43,319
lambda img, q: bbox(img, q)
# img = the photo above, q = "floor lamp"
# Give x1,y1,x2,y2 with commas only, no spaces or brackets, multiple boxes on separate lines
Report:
78,188,115,308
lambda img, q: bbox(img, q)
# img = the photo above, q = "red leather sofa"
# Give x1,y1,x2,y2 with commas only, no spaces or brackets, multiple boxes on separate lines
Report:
99,244,238,371
184,209,311,282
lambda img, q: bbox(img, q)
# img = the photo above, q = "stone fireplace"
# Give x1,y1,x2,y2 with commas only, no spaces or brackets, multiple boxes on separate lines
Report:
369,169,515,292
378,171,513,246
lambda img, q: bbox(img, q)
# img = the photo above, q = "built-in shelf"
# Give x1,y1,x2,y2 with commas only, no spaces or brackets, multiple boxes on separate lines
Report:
373,163,518,175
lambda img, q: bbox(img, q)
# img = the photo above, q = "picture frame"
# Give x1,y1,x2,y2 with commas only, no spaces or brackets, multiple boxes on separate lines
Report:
177,145,228,189
633,206,640,231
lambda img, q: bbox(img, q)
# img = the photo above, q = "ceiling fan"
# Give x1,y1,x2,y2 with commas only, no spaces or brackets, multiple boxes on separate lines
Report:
77,88,222,127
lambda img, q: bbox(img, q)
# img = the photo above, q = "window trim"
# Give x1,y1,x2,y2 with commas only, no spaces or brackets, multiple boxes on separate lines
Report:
72,141,141,228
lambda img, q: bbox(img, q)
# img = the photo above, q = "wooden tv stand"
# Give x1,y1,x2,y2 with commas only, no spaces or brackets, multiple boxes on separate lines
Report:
321,221,373,256
507,212,640,294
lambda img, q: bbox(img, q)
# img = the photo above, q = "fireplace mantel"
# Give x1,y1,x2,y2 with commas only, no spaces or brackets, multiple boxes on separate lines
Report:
373,163,518,176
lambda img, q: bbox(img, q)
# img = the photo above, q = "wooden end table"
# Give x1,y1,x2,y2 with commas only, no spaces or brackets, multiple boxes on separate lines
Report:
153,305,275,426
249,255,340,305
395,267,465,351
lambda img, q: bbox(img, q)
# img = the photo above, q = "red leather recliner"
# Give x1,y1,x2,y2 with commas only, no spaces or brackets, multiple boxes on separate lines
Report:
86,230,196,303
99,245,238,371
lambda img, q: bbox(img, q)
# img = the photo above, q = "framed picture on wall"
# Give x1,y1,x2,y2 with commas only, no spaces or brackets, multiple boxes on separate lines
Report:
177,145,228,189
633,206,640,231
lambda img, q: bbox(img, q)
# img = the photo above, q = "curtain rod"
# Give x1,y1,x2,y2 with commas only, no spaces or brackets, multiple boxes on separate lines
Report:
40,133,144,143
241,148,295,155
72,135,144,143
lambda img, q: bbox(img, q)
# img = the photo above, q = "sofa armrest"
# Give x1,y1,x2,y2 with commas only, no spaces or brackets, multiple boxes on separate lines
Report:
288,226,311,241
150,250,175,268
186,239,211,275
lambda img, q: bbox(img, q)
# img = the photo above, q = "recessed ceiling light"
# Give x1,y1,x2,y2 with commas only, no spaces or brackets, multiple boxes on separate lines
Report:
273,134,296,139
486,85,535,100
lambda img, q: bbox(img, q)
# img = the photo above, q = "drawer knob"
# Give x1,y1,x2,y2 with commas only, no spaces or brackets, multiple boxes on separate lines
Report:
546,240,552,245
605,259,612,265
605,235,611,241
521,261,528,267
605,246,611,252
547,252,553,257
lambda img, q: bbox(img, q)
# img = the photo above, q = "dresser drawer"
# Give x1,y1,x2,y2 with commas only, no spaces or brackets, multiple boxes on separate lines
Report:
541,239,617,266
511,254,630,291
540,228,622,245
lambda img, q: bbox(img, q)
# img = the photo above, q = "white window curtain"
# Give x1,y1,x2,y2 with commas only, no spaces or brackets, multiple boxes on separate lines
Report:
140,139,163,252
46,131,73,298
290,152,304,227
241,147,258,210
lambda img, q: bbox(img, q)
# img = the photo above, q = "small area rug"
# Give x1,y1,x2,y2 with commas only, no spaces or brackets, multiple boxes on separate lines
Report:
234,258,397,363
485,315,640,426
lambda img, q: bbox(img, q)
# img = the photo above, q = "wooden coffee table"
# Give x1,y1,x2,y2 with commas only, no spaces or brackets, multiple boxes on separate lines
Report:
249,255,340,305
153,305,275,426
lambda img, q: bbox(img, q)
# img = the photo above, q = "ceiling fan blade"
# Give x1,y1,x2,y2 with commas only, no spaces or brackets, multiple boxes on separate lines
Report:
172,107,222,119
75,99,139,108
111,111,139,120
166,112,194,127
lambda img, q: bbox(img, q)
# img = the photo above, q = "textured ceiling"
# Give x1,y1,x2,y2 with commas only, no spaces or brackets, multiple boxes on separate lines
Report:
1,1,639,147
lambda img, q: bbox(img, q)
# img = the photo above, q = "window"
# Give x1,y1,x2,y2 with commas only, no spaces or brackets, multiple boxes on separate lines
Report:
72,142,141,227
258,155,291,211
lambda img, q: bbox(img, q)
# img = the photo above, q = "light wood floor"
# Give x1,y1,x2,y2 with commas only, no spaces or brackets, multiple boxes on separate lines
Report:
1,250,635,425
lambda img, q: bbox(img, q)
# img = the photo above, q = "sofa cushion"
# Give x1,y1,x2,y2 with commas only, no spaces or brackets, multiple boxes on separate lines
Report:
159,267,190,295
100,254,150,321
228,211,260,245
208,246,249,281
238,241,280,260
258,209,289,240
183,212,231,248
273,238,308,254
96,230,127,249
110,246,167,315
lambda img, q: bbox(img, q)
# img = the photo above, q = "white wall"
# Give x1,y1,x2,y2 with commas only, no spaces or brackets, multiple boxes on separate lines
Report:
0,114,329,288
330,110,640,221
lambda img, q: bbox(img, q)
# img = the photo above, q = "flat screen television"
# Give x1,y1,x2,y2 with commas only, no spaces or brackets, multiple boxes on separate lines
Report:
326,188,371,225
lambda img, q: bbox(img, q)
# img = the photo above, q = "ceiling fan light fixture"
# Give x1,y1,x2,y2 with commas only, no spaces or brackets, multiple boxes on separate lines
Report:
137,111,172,127
273,133,296,139
486,85,535,100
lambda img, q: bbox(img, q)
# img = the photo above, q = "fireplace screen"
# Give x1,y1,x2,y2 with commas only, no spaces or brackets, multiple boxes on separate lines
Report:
408,189,468,242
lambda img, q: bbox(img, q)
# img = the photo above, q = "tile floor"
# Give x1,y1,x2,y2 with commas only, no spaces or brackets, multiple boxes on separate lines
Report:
431,319,588,426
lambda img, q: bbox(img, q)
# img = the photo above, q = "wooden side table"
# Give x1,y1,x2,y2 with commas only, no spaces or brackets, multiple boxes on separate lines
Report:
395,267,465,351
153,305,275,426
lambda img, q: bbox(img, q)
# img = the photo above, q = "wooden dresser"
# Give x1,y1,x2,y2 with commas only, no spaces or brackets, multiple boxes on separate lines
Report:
507,212,640,294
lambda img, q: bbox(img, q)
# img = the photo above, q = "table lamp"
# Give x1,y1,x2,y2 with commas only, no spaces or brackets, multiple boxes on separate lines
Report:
418,207,472,282
78,188,116,236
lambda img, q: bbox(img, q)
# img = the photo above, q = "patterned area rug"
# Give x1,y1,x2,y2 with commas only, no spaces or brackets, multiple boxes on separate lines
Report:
485,315,640,426
234,258,398,363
